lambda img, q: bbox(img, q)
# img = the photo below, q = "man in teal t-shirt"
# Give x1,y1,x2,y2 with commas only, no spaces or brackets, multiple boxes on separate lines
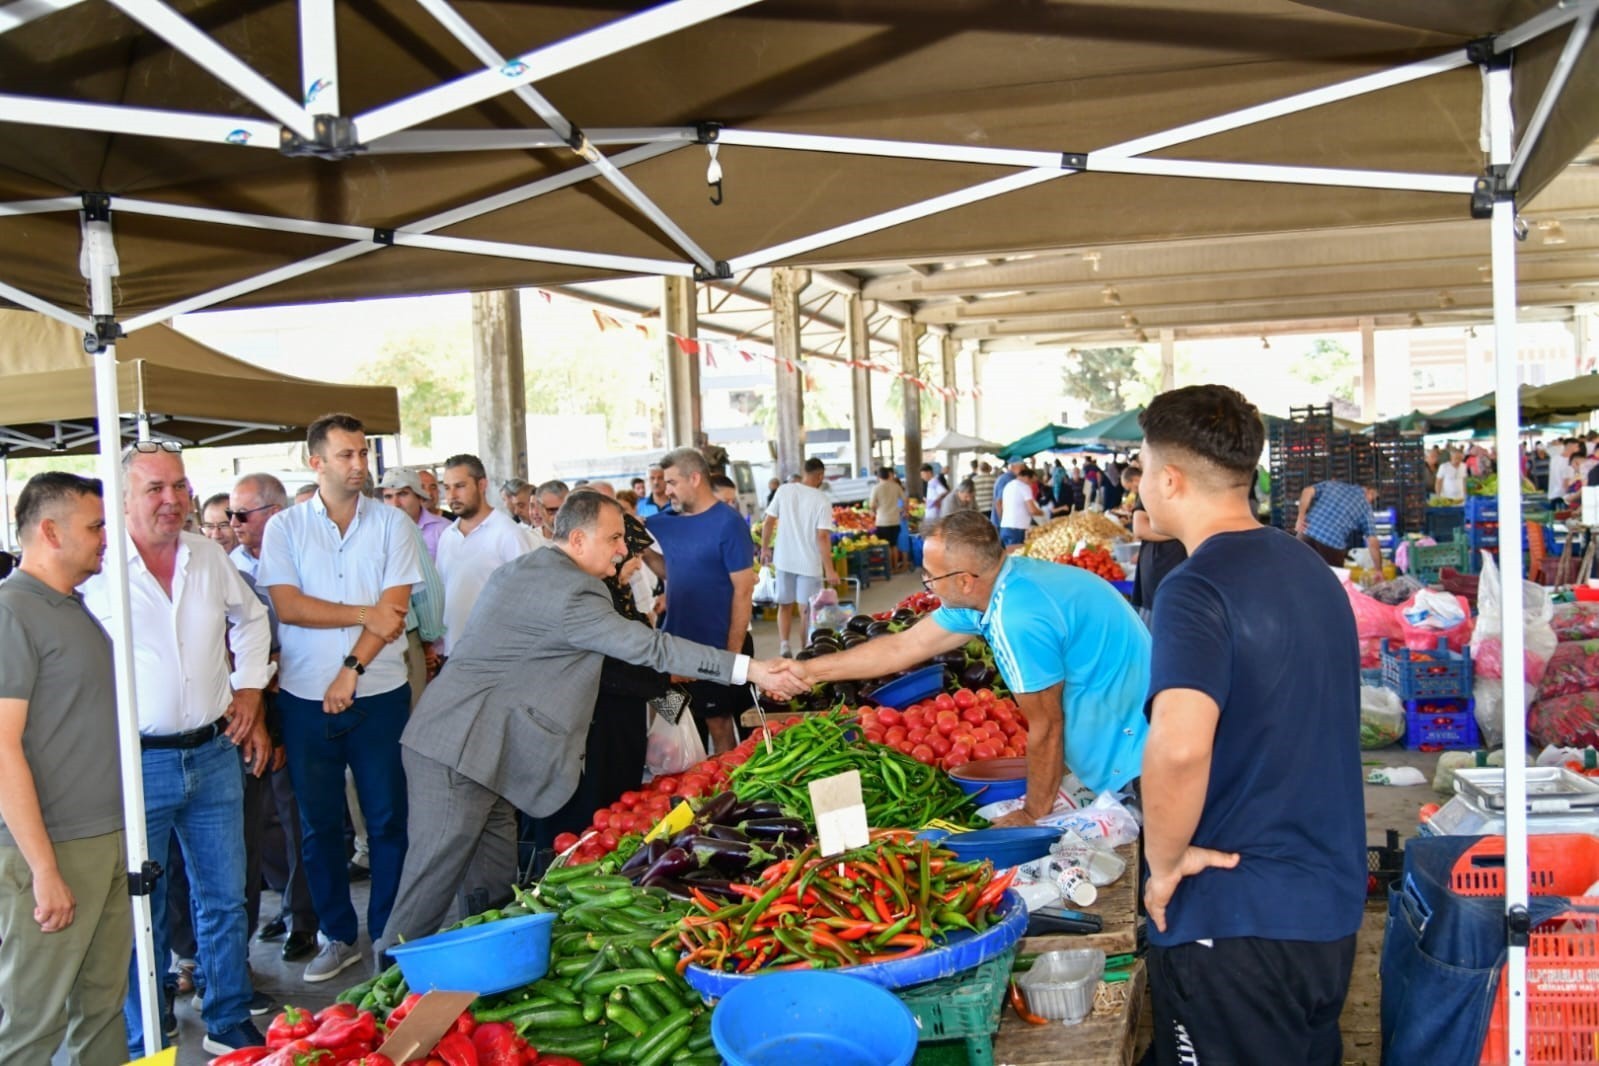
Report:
802,511,1149,821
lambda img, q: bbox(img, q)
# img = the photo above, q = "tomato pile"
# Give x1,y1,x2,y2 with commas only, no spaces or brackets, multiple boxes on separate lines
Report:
1053,546,1126,582
872,589,940,622
833,506,875,532
856,688,1027,772
554,725,796,864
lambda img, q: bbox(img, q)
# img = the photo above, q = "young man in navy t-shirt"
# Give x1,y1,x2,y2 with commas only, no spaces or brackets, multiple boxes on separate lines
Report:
1136,385,1365,1066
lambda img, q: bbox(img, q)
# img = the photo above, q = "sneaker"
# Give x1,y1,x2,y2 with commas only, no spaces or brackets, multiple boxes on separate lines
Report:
778,641,792,657
303,937,362,984
161,1001,178,1040
201,1020,265,1057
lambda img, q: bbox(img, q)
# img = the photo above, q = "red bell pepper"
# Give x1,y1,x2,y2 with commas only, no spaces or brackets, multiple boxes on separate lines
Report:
348,1057,395,1066
434,1030,479,1066
259,1040,332,1066
308,1010,378,1050
210,1049,273,1065
313,1003,357,1024
266,1006,317,1049
386,992,423,1027
452,1011,477,1037
470,1022,523,1066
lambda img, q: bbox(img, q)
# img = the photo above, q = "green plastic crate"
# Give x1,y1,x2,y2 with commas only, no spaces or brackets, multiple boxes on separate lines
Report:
1409,530,1470,585
902,948,1017,1066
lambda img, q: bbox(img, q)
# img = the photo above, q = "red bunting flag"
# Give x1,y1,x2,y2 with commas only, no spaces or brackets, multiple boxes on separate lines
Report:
675,336,700,356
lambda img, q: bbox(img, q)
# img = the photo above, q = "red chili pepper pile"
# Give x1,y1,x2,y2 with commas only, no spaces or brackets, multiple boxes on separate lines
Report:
213,1001,551,1066
671,831,1015,974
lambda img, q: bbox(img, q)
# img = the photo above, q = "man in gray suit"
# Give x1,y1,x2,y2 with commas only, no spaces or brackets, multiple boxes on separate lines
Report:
378,493,805,956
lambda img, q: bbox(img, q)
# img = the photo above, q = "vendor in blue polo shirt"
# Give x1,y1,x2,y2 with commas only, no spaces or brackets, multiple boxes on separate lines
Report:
799,510,1149,821
1295,478,1384,570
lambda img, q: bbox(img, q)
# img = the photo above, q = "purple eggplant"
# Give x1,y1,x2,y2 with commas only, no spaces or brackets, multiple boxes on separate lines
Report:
639,846,692,886
703,824,750,843
678,874,742,902
739,817,811,841
696,791,739,827
685,835,770,874
961,662,997,689
735,801,787,821
643,876,695,902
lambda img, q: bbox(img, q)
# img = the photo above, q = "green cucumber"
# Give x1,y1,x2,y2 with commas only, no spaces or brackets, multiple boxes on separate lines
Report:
516,1028,608,1059
631,1007,695,1064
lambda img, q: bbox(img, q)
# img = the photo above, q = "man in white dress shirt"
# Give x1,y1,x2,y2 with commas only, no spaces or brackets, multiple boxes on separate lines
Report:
258,415,422,985
436,454,533,660
82,443,273,1058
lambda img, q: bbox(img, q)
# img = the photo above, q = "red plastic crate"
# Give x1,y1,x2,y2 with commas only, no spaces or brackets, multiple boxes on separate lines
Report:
1458,835,1599,1065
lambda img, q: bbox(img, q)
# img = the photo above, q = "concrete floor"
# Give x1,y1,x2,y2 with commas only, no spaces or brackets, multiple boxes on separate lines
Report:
136,568,1444,1064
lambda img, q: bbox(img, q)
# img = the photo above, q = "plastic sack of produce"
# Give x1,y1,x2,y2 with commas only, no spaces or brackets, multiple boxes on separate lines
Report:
1469,552,1555,683
752,565,779,604
1367,575,1423,607
645,701,707,776
1529,691,1599,748
1345,583,1401,668
1398,589,1473,653
1535,639,1599,701
1552,602,1599,642
1359,686,1405,749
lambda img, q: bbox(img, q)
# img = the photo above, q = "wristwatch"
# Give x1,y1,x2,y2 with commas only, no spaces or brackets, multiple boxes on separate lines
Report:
342,654,366,676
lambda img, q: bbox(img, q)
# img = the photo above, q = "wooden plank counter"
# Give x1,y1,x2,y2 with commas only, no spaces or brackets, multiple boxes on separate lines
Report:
1016,841,1140,959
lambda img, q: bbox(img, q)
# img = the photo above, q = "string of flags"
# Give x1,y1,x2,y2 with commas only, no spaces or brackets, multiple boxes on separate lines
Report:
531,287,980,400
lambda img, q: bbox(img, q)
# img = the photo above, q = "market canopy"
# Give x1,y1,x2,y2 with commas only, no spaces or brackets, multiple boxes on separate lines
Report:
996,424,1075,461
925,429,1004,454
1523,373,1599,419
0,310,400,456
0,1,1596,330
1059,409,1146,449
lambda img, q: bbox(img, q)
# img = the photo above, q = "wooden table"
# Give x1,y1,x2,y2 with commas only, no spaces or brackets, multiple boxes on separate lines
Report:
991,841,1144,1065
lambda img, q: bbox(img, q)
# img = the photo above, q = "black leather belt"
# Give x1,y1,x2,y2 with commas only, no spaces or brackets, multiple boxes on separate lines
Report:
139,720,226,750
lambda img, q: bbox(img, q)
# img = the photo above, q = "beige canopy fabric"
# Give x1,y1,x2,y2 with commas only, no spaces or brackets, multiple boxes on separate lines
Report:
0,311,400,456
0,1,1593,321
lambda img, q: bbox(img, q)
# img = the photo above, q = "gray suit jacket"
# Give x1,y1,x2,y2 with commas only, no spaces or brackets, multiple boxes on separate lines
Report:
401,546,736,816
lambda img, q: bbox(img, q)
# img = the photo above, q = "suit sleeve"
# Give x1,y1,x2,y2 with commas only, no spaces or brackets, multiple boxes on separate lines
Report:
561,580,736,683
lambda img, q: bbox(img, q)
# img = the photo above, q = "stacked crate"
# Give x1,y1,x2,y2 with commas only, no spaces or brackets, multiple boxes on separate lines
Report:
1269,406,1428,536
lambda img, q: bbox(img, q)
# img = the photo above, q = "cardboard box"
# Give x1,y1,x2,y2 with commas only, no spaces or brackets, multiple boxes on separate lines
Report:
374,990,478,1064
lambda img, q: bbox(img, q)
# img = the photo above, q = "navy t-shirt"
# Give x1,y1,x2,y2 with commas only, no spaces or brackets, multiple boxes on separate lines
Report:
1146,526,1365,947
646,503,754,649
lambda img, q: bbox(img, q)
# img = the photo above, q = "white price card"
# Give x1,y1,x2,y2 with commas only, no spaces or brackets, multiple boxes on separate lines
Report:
809,769,870,857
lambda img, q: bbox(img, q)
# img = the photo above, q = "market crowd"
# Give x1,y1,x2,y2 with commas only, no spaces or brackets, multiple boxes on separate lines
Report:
3,388,1473,1066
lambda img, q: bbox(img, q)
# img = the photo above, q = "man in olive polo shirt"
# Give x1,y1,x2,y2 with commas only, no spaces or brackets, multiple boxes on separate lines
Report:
0,472,129,1065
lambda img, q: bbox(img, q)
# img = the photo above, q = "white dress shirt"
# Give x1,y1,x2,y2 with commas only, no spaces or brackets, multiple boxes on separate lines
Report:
437,508,531,656
83,532,272,735
257,492,424,700
231,543,259,578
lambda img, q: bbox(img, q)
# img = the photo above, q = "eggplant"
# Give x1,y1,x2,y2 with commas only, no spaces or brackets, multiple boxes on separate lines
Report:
739,817,811,841
619,843,656,876
833,681,861,706
642,876,696,902
864,621,894,638
807,643,837,656
810,627,839,641
703,823,750,843
639,846,692,885
962,662,997,689
676,874,742,903
670,828,699,850
687,835,765,873
696,790,739,827
846,614,875,635
933,650,968,667
891,607,917,624
841,634,869,649
794,649,817,662
738,800,787,820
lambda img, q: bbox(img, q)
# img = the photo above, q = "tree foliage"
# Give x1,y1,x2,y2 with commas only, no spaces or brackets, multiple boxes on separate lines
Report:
1061,346,1151,414
357,328,471,449
1291,338,1357,403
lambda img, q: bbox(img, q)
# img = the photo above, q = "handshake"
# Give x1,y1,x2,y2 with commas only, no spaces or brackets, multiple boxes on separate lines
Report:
747,657,816,700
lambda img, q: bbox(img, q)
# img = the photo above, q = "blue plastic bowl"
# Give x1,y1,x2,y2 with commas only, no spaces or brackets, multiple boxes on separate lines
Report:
864,664,946,709
387,912,556,996
948,757,1029,803
712,971,918,1066
921,826,1060,868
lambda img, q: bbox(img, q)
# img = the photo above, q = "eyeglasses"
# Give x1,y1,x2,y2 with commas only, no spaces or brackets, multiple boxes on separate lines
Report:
225,504,276,522
122,441,183,456
920,569,971,592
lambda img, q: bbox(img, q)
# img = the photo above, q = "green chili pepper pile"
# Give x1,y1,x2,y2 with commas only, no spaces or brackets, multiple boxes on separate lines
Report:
728,709,985,829
674,832,1016,974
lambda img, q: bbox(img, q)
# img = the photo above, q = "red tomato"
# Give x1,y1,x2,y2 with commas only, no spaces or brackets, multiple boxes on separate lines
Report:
972,741,999,761
598,829,620,851
911,743,936,764
655,777,680,794
996,699,1017,714
945,750,971,770
1000,719,1021,736
678,776,707,798
592,810,611,830
928,734,952,757
933,693,956,712
646,794,671,814
864,728,884,745
885,726,908,745
907,727,929,745
960,706,986,726
877,708,902,727
949,741,972,761
619,791,642,809
953,689,977,710
552,832,579,852
976,688,996,703
897,741,917,756
935,716,960,737
903,709,926,730
953,731,975,749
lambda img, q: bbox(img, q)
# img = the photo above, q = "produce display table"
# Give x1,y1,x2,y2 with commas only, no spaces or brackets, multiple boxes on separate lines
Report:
1016,841,1141,959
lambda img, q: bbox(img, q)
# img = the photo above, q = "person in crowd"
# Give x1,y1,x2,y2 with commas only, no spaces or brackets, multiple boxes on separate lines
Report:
227,474,320,966
636,465,673,519
615,489,640,515
0,473,129,1066
379,469,450,562
870,466,906,568
437,454,534,665
293,483,317,506
378,493,807,960
416,468,444,517
696,431,730,477
1436,447,1468,501
1293,478,1384,569
648,448,756,755
82,443,273,1057
629,477,647,499
921,463,949,522
0,551,12,580
945,479,978,515
535,480,570,540
199,492,239,554
1051,460,1068,510
258,413,422,984
499,478,534,525
999,466,1044,549
798,509,1149,820
765,476,782,508
1102,459,1125,512
1083,457,1103,509
971,461,997,520
1111,465,1141,524
990,458,1021,526
1548,438,1578,503
1131,469,1185,622
1135,385,1363,1065
760,457,839,658
1423,446,1442,489
710,473,745,520
1569,442,1594,497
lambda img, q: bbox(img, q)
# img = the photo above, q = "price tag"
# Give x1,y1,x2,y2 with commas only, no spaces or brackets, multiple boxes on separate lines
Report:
644,798,696,843
923,818,970,836
809,770,870,857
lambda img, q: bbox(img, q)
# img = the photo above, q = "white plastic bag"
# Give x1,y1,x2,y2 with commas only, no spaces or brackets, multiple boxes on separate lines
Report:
645,705,707,776
1366,766,1428,786
752,565,779,605
1359,686,1405,749
1401,589,1468,630
1470,552,1558,685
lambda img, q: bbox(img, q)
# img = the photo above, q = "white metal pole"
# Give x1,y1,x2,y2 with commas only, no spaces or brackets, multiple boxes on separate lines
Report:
1,454,10,552
1486,58,1529,1066
298,0,339,113
81,211,162,1057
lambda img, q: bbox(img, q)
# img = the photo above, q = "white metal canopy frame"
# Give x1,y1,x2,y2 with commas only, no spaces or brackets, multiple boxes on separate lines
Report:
0,0,1593,1057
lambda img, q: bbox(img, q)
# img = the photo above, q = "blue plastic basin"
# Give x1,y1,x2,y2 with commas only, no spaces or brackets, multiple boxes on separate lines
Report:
921,826,1060,868
864,664,946,709
948,757,1029,803
387,912,556,996
712,972,918,1066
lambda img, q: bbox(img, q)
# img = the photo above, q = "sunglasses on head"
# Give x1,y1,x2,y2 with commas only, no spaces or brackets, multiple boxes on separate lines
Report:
122,440,183,456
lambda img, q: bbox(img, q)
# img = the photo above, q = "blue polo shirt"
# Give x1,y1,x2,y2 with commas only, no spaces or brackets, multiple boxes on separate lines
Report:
931,556,1149,793
647,503,753,649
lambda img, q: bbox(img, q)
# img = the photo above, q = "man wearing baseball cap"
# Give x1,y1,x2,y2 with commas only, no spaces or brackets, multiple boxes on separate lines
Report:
379,468,450,563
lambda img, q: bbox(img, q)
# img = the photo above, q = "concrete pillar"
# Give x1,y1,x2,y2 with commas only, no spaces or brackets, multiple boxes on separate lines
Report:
1360,316,1377,421
1159,329,1176,393
846,294,875,477
771,267,810,480
472,289,527,481
900,318,926,496
662,276,701,450
970,348,986,439
941,333,959,431
1570,307,1593,374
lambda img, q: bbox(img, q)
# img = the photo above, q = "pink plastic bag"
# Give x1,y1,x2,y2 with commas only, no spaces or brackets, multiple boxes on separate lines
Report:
1552,603,1599,642
1530,691,1599,749
1398,591,1473,654
1536,639,1599,701
1345,585,1400,669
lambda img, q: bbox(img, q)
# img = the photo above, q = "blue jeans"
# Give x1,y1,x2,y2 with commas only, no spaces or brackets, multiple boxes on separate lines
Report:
999,527,1027,547
124,734,250,1053
278,686,409,946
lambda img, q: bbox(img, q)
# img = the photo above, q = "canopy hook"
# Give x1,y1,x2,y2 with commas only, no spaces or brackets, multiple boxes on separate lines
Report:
706,143,724,206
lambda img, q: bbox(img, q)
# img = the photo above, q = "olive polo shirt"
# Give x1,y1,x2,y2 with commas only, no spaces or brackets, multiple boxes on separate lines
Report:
0,571,123,846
